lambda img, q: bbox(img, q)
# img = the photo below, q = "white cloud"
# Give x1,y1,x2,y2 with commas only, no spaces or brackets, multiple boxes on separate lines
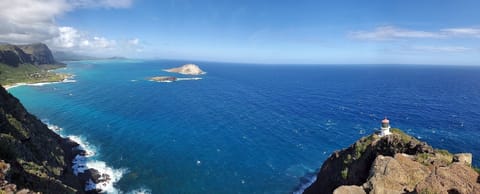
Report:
69,0,134,9
411,46,472,52
52,26,80,48
349,26,444,40
127,38,139,45
92,36,115,48
350,26,480,41
441,28,480,37
0,0,137,56
49,26,116,50
0,0,69,43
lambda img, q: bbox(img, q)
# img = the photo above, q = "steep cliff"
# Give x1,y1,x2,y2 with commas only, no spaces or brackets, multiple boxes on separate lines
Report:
17,43,58,66
0,86,88,193
0,43,68,86
0,43,63,67
303,129,480,194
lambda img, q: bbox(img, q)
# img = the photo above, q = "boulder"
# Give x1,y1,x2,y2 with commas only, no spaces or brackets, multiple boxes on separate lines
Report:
453,153,473,165
333,185,366,194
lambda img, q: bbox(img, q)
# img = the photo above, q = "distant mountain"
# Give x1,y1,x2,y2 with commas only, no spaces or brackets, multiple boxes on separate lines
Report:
52,51,99,61
53,51,128,61
0,43,63,67
0,43,67,86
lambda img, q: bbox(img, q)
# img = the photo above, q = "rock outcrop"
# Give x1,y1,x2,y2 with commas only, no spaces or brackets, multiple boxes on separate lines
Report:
164,64,205,75
149,76,177,82
303,129,480,194
0,86,93,193
0,43,64,67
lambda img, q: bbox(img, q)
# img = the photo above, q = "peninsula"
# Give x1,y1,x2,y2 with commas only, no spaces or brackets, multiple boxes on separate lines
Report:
164,63,206,75
303,119,480,194
0,43,68,87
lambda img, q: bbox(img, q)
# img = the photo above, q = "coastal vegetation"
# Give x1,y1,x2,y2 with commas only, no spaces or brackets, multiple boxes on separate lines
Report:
0,63,67,86
0,43,68,87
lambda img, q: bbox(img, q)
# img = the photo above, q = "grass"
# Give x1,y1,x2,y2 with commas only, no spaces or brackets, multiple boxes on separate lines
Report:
6,113,30,140
354,135,374,159
0,63,67,86
0,133,17,160
418,189,437,194
473,166,480,175
391,128,419,144
434,149,453,165
18,159,48,178
341,167,348,179
416,153,433,165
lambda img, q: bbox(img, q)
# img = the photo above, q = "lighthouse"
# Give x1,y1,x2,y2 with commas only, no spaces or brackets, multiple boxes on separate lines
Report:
379,117,392,137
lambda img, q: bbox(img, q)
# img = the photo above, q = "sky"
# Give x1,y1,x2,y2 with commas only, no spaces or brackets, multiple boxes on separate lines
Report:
1,0,480,65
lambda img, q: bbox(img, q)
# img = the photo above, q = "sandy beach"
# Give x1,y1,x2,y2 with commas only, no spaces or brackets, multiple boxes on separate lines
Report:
4,76,76,90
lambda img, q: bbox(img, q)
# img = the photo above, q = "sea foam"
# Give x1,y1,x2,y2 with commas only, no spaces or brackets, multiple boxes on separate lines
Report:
43,120,126,193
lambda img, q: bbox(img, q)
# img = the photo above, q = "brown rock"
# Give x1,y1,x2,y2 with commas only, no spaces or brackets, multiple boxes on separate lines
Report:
453,153,473,165
364,154,430,194
304,130,433,194
333,185,366,194
415,163,480,194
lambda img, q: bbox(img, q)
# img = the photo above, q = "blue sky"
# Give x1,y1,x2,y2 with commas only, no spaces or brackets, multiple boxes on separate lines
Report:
2,0,480,64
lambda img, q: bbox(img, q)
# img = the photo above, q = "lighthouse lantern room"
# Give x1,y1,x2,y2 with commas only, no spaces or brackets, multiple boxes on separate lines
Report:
380,117,392,137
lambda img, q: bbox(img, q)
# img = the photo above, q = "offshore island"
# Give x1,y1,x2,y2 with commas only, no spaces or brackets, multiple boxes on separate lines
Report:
149,64,205,82
0,44,479,193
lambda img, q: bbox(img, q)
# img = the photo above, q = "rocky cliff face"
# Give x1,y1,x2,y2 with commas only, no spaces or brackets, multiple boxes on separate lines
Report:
303,129,480,194
17,43,57,65
0,86,89,193
0,43,63,67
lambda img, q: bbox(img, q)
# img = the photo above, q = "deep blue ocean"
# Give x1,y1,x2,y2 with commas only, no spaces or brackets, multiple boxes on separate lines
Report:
7,60,480,193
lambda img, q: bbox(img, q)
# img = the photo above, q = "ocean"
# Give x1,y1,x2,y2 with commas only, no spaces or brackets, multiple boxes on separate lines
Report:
7,60,480,193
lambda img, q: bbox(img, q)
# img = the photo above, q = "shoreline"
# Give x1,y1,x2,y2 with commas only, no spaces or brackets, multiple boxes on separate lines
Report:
4,75,76,90
43,120,126,193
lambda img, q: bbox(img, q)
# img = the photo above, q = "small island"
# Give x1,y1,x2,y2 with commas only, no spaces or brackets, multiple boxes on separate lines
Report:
149,76,177,82
164,64,206,75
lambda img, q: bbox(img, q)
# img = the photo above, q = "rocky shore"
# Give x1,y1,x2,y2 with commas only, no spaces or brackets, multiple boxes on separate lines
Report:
0,85,108,193
303,128,480,194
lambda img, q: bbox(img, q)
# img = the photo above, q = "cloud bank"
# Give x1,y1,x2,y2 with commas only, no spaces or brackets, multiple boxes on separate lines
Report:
350,26,480,41
0,0,138,56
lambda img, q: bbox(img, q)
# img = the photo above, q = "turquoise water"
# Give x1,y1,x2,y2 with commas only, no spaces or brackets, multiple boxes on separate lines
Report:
8,60,480,193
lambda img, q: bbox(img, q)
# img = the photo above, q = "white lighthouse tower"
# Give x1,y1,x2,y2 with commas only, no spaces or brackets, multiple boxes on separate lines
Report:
379,117,392,137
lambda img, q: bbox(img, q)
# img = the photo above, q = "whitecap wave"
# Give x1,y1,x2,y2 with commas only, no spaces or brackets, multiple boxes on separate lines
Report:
42,120,126,193
42,119,63,131
85,160,127,193
292,173,317,194
127,187,153,194
176,77,202,81
5,77,77,90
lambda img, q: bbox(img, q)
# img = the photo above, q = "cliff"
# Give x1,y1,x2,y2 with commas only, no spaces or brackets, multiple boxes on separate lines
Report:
303,128,480,194
0,43,64,67
0,86,89,193
0,43,68,86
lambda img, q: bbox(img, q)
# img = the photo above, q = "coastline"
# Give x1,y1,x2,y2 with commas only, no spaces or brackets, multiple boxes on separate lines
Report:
4,75,76,90
43,120,126,193
3,65,128,193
